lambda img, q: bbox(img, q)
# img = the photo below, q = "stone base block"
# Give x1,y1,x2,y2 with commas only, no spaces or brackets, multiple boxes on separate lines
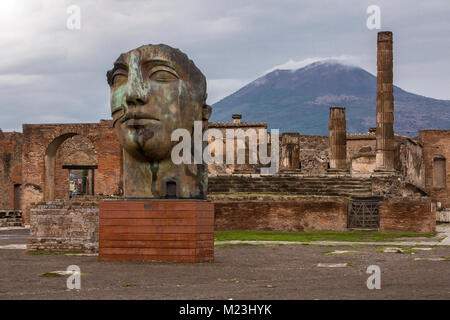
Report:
99,200,214,263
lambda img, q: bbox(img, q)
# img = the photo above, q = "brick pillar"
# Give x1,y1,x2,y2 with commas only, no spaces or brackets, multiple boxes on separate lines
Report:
376,31,395,171
329,107,347,171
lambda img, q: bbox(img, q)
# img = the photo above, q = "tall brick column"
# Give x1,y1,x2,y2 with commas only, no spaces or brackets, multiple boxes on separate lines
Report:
328,107,347,171
376,31,395,171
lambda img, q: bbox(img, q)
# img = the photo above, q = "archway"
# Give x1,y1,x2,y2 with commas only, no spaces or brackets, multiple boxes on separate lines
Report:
44,133,98,200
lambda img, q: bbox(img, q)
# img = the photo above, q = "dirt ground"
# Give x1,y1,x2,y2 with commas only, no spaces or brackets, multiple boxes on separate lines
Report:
0,229,449,300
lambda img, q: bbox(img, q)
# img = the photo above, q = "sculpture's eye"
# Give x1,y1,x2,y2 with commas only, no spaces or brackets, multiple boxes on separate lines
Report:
149,67,179,82
111,73,127,86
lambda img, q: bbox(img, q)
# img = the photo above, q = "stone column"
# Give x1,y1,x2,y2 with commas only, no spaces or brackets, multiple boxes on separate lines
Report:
376,31,395,171
328,107,347,171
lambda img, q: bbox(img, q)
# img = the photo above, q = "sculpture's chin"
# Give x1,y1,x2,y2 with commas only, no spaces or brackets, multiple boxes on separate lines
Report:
121,138,173,162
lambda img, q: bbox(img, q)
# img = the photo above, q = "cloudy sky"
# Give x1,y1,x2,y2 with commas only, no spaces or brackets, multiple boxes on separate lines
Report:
1,0,449,131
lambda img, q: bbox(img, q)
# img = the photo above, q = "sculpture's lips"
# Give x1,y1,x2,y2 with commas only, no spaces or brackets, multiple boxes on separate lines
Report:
124,118,159,127
121,113,160,127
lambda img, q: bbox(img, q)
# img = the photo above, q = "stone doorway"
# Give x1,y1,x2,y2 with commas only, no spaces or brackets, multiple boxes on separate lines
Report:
64,166,96,198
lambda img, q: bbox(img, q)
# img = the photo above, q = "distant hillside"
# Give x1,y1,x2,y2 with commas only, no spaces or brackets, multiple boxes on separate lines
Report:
211,61,450,136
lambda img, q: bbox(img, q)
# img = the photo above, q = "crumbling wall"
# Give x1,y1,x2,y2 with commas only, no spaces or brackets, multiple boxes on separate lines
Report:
280,133,301,171
21,121,121,224
419,130,450,208
207,121,268,175
297,135,329,175
347,134,376,174
54,135,98,200
0,152,12,208
21,184,43,227
0,131,23,210
27,199,100,253
396,136,425,190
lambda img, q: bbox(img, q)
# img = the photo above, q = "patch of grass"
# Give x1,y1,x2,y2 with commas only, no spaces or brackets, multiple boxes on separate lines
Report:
122,283,133,288
228,279,239,283
438,237,447,243
441,257,450,261
215,243,266,248
346,263,356,267
39,272,64,278
27,250,81,255
214,230,437,243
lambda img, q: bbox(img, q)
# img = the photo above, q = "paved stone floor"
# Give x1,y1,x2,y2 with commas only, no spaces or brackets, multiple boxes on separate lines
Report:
0,228,449,300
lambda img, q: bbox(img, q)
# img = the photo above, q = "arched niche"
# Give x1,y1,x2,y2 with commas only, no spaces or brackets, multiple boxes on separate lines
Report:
433,155,446,189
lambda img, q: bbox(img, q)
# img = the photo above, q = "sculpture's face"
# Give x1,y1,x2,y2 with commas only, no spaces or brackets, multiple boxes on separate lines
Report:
107,45,206,161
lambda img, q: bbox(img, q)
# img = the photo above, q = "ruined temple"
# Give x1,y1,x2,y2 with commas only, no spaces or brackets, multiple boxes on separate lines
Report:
0,32,449,250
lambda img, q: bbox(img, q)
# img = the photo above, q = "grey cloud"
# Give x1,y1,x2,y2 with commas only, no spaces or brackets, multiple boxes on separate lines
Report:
0,0,449,131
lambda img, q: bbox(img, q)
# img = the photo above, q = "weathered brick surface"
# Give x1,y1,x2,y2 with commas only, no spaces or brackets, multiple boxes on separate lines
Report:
21,120,122,224
55,135,98,200
213,197,348,231
27,199,100,253
99,200,214,262
379,198,435,233
419,130,450,207
0,131,22,209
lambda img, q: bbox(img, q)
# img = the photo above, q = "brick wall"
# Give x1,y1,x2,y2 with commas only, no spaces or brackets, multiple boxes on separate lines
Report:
213,196,348,231
54,135,98,200
419,130,450,207
0,131,23,210
379,198,435,233
21,120,122,224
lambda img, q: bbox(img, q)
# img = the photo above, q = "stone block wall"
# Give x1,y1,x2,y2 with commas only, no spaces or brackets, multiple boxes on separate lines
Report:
297,135,330,174
0,210,22,227
27,199,99,253
379,198,435,233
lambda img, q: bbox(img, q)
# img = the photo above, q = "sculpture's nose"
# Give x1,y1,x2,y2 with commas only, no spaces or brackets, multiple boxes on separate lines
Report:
125,76,148,107
125,53,148,108
126,94,146,107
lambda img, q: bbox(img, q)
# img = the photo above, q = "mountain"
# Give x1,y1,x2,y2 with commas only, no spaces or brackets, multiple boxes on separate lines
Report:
211,60,450,136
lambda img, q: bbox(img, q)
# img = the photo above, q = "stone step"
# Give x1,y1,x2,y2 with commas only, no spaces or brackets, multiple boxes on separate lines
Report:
6,221,22,227
208,176,373,197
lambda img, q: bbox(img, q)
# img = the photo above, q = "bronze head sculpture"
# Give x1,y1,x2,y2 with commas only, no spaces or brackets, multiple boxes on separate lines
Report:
107,44,211,199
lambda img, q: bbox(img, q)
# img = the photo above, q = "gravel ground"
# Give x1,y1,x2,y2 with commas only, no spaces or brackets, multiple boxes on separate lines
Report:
0,229,449,300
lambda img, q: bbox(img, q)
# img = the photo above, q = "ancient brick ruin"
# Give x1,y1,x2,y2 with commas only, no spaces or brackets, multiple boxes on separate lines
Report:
0,31,448,252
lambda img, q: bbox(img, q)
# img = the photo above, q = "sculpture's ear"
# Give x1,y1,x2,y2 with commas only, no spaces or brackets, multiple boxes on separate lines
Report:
202,104,212,121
